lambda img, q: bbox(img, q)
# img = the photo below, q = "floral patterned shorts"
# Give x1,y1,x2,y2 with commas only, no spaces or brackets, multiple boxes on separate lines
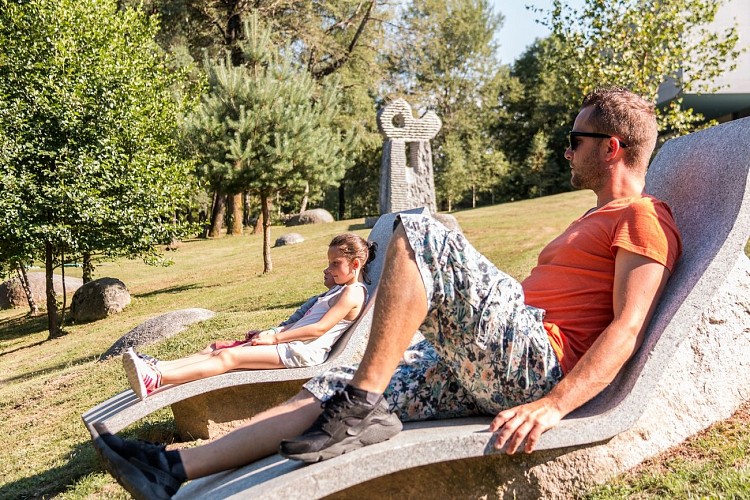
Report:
304,214,563,421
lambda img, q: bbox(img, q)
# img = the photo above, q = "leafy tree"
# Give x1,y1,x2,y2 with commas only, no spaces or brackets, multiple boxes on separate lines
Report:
520,131,555,198
438,135,471,212
389,0,508,210
541,0,742,135
497,0,740,201
494,37,591,201
184,16,354,273
125,0,387,78
131,0,392,223
0,0,196,338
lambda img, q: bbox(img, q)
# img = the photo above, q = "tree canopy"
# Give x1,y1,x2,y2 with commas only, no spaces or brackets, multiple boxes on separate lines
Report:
184,15,355,273
542,0,741,135
0,0,196,336
388,0,509,209
494,0,741,201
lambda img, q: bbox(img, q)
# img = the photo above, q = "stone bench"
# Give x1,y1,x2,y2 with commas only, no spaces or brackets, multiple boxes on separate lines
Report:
82,208,427,439
171,117,750,498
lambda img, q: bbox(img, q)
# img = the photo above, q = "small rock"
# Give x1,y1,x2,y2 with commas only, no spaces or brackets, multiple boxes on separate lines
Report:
275,233,305,247
99,308,216,359
0,272,83,309
285,208,334,226
166,239,183,251
71,277,131,322
433,213,462,234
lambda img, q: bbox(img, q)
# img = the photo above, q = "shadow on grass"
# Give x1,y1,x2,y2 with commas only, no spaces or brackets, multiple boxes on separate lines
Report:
222,293,316,314
0,398,178,498
0,440,101,499
133,283,202,299
0,339,47,357
0,313,49,342
347,222,370,231
0,354,96,385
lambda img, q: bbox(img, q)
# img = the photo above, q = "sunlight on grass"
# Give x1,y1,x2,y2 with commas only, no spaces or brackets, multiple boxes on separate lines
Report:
585,403,750,499
1,191,747,498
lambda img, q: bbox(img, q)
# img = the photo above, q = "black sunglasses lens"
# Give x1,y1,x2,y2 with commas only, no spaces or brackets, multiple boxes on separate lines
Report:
569,134,578,150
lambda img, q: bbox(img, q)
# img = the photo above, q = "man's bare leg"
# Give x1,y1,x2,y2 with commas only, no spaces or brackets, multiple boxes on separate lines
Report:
278,224,427,462
181,390,322,478
98,389,323,498
350,224,428,393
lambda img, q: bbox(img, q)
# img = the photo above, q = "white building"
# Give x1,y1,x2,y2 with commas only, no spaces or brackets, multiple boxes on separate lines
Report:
658,0,750,122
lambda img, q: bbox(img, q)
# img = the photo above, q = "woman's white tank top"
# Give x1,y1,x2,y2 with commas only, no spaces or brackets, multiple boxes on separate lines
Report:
276,282,367,368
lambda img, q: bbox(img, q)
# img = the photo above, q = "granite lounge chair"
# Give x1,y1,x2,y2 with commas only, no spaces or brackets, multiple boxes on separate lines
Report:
167,117,750,498
82,208,427,440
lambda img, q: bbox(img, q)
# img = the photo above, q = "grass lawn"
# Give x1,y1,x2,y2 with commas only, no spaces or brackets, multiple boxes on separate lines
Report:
1,190,748,498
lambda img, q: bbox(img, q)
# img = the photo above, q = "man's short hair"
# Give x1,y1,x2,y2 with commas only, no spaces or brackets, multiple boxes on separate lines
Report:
581,87,658,170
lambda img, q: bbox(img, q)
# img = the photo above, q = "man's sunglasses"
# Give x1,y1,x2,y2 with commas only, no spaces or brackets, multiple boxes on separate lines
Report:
569,131,628,150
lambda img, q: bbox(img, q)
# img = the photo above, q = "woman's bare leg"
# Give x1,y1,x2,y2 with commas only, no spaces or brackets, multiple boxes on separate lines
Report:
180,390,322,478
144,341,226,371
159,345,284,385
157,352,215,371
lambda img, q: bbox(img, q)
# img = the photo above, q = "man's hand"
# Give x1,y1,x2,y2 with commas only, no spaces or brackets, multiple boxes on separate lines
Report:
489,397,563,454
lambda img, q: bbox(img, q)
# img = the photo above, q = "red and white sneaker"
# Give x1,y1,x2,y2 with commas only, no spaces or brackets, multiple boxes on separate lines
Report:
123,348,162,400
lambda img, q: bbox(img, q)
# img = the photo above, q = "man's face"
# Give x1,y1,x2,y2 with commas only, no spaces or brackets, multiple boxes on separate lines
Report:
566,106,607,192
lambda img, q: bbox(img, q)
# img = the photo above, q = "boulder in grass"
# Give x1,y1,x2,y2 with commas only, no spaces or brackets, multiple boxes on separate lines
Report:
285,208,334,226
433,213,462,234
99,308,216,360
71,277,131,322
0,272,83,309
274,233,305,247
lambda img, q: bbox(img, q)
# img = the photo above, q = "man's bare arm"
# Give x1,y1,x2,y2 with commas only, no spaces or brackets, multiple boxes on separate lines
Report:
490,249,672,454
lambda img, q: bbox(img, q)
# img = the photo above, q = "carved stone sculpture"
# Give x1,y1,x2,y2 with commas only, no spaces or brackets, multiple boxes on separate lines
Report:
376,99,441,214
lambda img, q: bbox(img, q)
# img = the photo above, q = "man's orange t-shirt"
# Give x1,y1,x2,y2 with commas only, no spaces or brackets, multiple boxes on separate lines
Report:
520,195,682,375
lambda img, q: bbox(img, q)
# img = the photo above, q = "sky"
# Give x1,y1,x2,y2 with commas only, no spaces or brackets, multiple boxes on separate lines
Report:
490,0,585,64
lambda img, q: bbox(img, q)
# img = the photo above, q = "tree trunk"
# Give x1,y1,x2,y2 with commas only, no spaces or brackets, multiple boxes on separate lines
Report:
300,182,309,213
261,192,272,273
59,248,68,329
472,185,477,209
45,242,61,339
338,183,346,220
227,192,244,235
209,191,226,238
16,263,39,316
82,252,94,283
199,209,209,238
243,191,251,226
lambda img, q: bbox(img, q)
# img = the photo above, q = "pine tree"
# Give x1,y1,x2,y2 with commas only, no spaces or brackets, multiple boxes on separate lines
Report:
184,14,354,273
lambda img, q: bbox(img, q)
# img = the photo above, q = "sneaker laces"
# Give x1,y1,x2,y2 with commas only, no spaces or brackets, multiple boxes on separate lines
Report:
137,352,160,368
315,391,360,435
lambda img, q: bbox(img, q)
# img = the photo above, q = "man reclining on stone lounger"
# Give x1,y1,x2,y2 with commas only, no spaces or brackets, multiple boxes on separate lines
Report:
99,87,682,498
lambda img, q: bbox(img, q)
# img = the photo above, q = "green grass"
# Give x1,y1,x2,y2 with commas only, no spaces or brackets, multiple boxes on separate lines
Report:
0,189,747,498
586,403,750,499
